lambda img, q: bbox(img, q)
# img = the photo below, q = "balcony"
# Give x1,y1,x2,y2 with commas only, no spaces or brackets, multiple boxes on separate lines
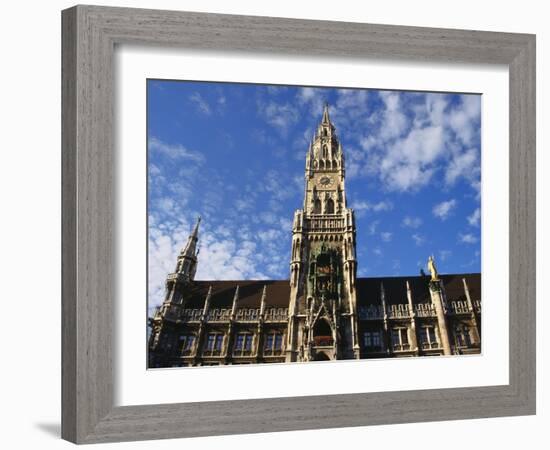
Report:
449,300,470,315
313,335,334,347
235,308,260,322
414,303,436,317
387,304,410,319
206,308,231,322
264,307,289,322
180,308,203,322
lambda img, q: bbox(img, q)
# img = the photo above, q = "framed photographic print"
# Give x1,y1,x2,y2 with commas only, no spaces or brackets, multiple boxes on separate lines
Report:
62,5,535,444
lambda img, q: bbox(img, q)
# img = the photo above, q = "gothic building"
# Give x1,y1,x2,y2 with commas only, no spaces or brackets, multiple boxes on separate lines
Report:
148,105,481,368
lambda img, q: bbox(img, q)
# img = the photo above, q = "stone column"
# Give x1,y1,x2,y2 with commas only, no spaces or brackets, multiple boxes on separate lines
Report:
256,285,267,360
194,286,212,364
463,278,481,345
224,285,239,363
429,280,452,355
406,281,419,355
380,283,391,355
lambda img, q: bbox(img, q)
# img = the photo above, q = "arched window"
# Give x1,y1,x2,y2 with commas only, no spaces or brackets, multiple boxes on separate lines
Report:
322,145,328,158
319,160,325,170
313,198,322,214
325,198,334,214
323,128,328,137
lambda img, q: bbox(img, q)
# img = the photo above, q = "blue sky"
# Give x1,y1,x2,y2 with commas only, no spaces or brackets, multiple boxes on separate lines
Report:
147,80,481,309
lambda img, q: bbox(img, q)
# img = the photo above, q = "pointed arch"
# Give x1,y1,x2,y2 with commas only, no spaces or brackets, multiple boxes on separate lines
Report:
325,198,335,214
314,198,322,214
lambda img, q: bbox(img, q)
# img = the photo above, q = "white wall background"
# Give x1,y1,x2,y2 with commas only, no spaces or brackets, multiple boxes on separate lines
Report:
0,1,546,448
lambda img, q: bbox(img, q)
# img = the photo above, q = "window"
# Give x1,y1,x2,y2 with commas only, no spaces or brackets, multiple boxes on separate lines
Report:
420,326,439,349
363,331,382,351
391,328,410,351
264,331,284,356
325,198,334,214
314,198,321,214
204,332,224,355
177,334,196,354
234,332,254,356
455,325,472,347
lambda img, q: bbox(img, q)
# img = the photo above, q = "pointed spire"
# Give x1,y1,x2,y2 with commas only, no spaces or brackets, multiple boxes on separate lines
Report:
322,102,331,124
180,216,201,259
191,215,201,239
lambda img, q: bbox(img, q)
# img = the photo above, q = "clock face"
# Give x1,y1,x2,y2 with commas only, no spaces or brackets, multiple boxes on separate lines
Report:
319,176,333,187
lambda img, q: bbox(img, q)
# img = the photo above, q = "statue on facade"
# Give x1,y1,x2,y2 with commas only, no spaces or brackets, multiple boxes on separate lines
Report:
428,255,439,281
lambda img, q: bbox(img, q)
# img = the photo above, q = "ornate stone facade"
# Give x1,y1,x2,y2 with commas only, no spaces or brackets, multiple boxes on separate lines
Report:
148,105,481,368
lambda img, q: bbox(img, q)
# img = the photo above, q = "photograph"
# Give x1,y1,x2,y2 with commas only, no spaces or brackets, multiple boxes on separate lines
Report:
146,81,482,368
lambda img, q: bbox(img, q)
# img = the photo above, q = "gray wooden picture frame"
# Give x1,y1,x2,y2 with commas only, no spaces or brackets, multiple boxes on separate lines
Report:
61,4,536,444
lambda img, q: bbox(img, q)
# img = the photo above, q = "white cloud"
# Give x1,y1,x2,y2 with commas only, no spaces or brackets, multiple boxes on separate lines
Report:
297,87,325,116
380,125,445,191
459,233,479,244
439,250,452,262
445,147,479,186
402,216,422,228
339,91,480,195
351,200,393,217
433,199,457,220
373,247,382,256
189,92,212,115
378,91,408,141
258,100,299,136
412,233,425,246
368,220,380,235
467,207,481,227
149,136,205,164
380,232,393,242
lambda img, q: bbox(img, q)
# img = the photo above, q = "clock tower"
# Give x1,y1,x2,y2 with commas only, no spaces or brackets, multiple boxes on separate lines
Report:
286,104,360,362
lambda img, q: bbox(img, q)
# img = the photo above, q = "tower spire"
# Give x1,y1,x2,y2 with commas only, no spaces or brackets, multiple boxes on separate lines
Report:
175,216,201,281
181,216,201,258
322,102,331,124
